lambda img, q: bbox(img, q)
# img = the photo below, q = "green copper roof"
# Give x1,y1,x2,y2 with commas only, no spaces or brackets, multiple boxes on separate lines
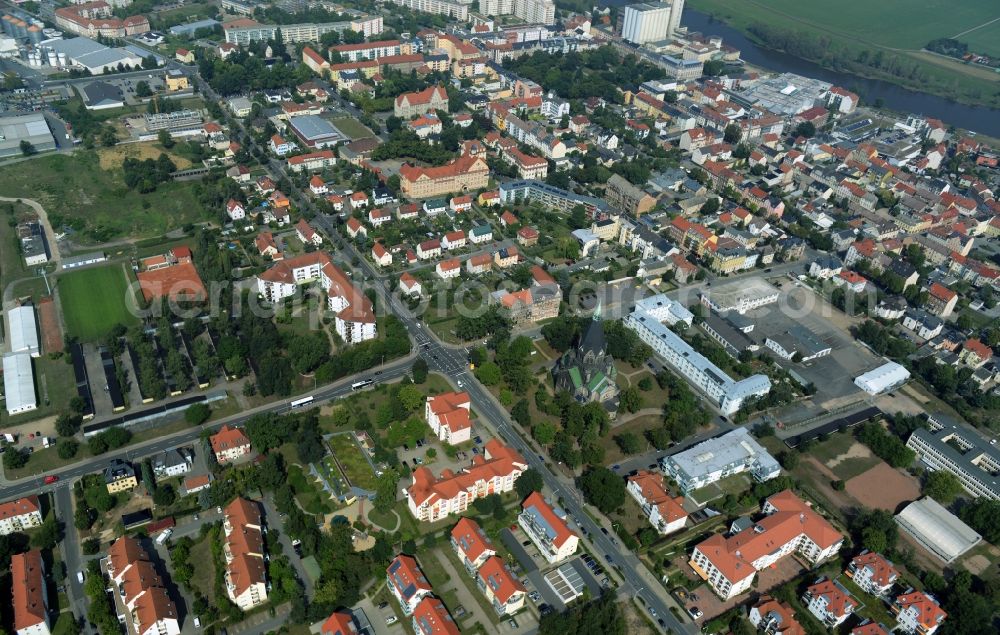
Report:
568,367,583,390
587,372,608,393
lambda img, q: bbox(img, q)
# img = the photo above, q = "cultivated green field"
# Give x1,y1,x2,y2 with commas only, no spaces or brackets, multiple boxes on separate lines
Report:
58,264,139,341
0,151,210,243
691,0,1000,55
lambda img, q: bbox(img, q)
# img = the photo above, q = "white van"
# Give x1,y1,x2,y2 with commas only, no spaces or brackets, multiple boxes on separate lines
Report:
155,529,172,545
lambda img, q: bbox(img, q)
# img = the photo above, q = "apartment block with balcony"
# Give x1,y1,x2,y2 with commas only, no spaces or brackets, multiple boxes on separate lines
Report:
846,551,899,597
387,555,432,615
476,556,526,616
518,492,579,564
0,496,43,536
893,591,947,635
451,517,495,574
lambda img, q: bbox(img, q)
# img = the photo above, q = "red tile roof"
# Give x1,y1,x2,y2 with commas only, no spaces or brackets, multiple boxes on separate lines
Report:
928,282,956,302
210,425,250,455
321,612,358,635
848,552,898,589
627,470,687,525
806,578,857,618
411,596,460,635
408,440,526,508
477,555,525,604
11,550,46,632
693,490,842,583
0,496,40,522
895,592,947,630
964,338,992,360
451,517,494,564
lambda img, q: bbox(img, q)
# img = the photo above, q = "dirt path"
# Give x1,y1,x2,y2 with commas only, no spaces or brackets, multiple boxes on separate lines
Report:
0,196,62,261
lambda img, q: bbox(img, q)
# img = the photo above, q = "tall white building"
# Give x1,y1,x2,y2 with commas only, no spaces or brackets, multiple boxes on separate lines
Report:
621,1,684,44
480,0,554,25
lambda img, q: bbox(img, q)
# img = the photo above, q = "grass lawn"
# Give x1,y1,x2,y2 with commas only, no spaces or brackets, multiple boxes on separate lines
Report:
58,263,138,341
327,434,378,490
808,431,882,480
188,535,216,599
837,574,895,628
320,373,454,432
0,151,211,243
367,507,399,530
331,117,374,140
287,463,334,515
688,474,751,506
0,355,76,429
0,201,36,288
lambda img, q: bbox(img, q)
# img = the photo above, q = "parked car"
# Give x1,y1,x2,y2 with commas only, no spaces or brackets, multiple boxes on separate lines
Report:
43,475,59,484
688,607,703,619
385,616,398,625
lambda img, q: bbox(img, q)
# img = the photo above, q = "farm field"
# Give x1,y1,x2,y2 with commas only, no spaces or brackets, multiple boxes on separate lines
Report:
689,0,1000,55
0,151,210,243
58,264,139,341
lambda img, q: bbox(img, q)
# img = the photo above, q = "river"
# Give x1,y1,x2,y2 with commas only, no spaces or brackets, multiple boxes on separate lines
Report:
601,3,1000,137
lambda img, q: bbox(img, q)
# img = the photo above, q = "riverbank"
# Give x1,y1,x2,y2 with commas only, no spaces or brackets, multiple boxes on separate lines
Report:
686,0,1000,112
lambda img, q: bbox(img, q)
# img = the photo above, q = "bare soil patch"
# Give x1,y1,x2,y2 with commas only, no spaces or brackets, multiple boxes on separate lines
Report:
845,462,921,512
97,142,193,170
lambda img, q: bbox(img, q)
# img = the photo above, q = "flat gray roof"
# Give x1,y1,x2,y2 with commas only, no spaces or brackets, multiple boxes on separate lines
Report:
290,115,343,141
664,427,780,483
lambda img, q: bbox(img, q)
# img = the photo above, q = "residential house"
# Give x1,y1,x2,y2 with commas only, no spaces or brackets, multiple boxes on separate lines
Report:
519,492,579,564
469,224,493,244
104,459,138,494
417,239,442,260
296,219,323,246
450,195,473,213
256,232,282,260
494,246,519,268
517,226,539,246
846,552,899,597
210,425,251,464
11,549,49,635
442,230,467,250
476,556,526,616
269,134,295,156
372,243,392,267
959,338,992,368
411,597,459,635
425,392,471,444
152,449,191,478
226,199,246,221
451,518,495,574
309,175,328,195
925,282,958,318
386,555,432,615
903,310,943,340
436,258,461,279
802,578,857,628
466,253,493,275
748,595,804,635
0,496,43,536
626,471,688,535
893,591,947,635
399,272,422,297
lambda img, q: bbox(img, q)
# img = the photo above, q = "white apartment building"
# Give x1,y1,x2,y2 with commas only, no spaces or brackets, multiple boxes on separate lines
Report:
893,592,947,635
0,496,43,535
407,441,526,522
802,578,857,628
626,307,771,415
846,551,899,597
256,252,376,344
425,392,472,445
513,0,555,24
689,490,843,600
626,471,688,535
518,492,579,564
386,555,433,615
662,428,781,493
390,0,469,19
634,294,694,326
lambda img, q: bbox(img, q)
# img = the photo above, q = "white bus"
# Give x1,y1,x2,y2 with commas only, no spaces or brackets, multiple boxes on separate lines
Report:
351,379,373,391
290,396,315,408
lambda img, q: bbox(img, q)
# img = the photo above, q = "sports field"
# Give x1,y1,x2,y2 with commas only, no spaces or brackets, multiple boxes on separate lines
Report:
331,117,375,140
690,0,1000,56
58,264,139,341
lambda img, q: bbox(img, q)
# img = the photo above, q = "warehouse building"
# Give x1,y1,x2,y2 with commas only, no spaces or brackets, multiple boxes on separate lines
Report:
0,112,56,158
895,498,981,563
855,361,910,395
661,427,781,493
288,115,345,149
700,278,780,315
905,418,1000,500
2,352,36,415
6,305,40,357
44,37,145,75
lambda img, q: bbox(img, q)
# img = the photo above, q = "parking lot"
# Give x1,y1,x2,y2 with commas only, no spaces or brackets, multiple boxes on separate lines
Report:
745,282,882,408
395,431,495,476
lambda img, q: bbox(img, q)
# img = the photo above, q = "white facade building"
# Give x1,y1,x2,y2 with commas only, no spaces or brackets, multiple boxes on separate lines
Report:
621,3,671,45
7,306,40,357
519,492,579,564
626,308,770,415
661,427,781,493
2,352,36,415
0,496,43,535
854,362,911,395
